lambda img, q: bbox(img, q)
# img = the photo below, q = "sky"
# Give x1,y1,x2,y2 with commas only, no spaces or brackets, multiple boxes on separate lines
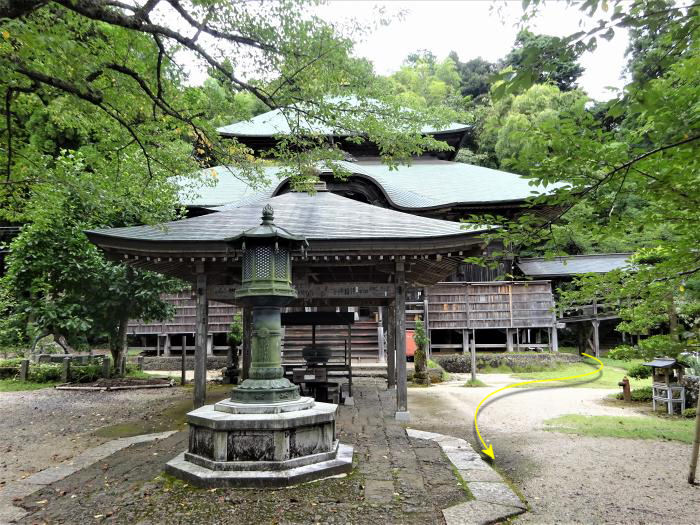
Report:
317,1,630,100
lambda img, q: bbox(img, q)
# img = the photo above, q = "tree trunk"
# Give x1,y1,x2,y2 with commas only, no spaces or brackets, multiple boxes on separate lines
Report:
53,333,74,354
109,315,129,377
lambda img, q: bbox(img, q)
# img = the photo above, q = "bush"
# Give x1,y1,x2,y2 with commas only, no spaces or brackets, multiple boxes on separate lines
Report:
608,335,688,361
71,364,103,383
27,364,62,383
682,407,697,419
626,363,652,380
0,358,23,367
616,386,653,402
434,353,581,374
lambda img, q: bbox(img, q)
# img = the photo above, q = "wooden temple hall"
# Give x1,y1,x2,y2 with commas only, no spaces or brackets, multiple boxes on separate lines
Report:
123,105,562,364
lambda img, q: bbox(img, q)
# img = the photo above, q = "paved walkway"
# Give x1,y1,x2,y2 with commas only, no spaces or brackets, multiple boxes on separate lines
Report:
9,380,497,524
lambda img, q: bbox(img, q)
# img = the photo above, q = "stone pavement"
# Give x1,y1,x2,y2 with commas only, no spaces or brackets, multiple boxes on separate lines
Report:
6,379,523,524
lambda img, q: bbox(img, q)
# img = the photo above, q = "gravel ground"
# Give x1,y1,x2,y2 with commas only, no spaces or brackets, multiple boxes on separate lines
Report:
409,373,700,524
0,385,208,487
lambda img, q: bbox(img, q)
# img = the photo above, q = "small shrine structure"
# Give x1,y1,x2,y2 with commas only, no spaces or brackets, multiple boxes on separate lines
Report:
644,357,686,414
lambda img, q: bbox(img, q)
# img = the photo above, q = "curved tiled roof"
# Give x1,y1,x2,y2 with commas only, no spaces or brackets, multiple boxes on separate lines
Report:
216,106,469,137
517,254,633,277
90,190,488,243
181,160,555,210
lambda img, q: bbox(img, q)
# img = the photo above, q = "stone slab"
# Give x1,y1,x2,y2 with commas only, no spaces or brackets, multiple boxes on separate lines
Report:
214,397,314,414
394,411,411,422
187,401,338,431
364,479,395,503
442,500,525,525
467,482,525,510
445,451,491,471
457,468,502,482
0,430,179,524
165,443,354,488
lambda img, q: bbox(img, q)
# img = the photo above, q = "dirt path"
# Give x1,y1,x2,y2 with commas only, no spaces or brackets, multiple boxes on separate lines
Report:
408,373,700,524
0,385,228,488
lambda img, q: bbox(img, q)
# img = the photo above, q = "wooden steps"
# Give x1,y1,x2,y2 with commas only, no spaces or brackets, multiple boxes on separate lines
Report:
281,320,381,362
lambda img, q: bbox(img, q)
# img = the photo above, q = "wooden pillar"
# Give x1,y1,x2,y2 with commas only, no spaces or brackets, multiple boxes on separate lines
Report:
551,325,559,352
241,307,253,381
506,328,514,353
194,271,208,408
387,302,396,388
395,262,409,419
181,334,187,386
206,334,214,356
377,308,386,363
470,329,477,382
423,291,431,360
156,335,161,357
592,320,600,358
163,334,171,356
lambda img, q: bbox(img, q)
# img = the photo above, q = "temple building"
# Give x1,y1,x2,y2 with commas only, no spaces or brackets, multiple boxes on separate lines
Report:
127,108,562,360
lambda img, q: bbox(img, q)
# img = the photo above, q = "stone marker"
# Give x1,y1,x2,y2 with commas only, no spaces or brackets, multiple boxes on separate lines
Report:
61,357,71,383
19,359,29,382
102,356,111,378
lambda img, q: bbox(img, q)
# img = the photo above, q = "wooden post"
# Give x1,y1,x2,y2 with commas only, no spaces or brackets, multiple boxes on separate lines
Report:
241,307,253,381
506,328,513,353
395,262,409,419
181,335,186,386
592,320,600,358
19,359,29,381
471,329,477,382
688,393,700,484
423,292,431,360
194,271,208,408
163,334,171,356
102,356,110,378
156,335,161,357
551,325,559,352
387,302,396,388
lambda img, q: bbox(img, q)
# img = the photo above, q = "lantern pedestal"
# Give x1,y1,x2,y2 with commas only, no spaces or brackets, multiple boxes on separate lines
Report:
165,398,353,487
166,205,352,487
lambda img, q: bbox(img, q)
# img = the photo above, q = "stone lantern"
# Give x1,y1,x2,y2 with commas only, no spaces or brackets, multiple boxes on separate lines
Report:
227,203,306,404
166,205,353,487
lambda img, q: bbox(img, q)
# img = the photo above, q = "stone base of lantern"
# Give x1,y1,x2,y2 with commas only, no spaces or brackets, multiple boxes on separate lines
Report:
165,397,353,488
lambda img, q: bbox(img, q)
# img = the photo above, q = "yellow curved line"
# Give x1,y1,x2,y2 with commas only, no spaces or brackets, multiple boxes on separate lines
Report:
474,353,604,455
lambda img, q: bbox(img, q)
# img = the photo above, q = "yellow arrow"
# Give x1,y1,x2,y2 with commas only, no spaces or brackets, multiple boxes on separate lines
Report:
474,353,604,460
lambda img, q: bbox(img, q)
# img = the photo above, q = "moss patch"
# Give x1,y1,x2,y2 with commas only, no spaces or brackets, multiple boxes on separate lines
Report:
544,414,695,443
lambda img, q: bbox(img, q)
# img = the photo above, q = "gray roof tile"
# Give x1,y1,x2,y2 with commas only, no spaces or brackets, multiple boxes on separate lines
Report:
517,254,632,277
90,191,489,242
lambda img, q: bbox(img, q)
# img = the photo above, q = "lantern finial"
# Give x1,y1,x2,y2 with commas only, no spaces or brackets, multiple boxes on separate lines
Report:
262,204,274,224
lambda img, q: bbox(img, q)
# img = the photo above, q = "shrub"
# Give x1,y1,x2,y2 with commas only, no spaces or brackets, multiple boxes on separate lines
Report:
616,386,654,402
681,355,700,376
626,363,652,380
71,364,103,383
608,335,687,362
0,358,23,367
682,407,697,419
27,364,62,383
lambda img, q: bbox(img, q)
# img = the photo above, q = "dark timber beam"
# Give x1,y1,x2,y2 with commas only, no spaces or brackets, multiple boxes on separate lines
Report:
387,301,396,388
194,269,208,408
395,261,409,421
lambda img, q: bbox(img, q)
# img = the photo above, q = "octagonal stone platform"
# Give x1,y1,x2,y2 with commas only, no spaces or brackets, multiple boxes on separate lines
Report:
166,398,353,487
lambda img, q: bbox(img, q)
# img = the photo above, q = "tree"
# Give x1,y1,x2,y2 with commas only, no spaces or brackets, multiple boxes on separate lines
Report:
0,153,184,368
385,52,466,110
412,320,430,386
448,52,498,102
1,0,458,200
479,83,588,173
503,30,585,91
472,1,700,343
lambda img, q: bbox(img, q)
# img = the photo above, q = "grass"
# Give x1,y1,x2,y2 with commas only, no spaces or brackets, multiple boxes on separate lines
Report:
544,414,696,443
463,378,488,387
0,378,60,392
512,357,650,389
